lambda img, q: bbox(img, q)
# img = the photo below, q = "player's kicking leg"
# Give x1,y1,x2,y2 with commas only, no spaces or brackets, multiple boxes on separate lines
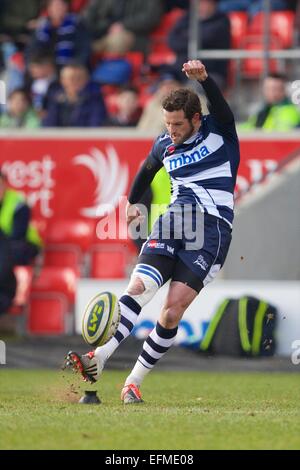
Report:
65,255,175,383
121,260,202,403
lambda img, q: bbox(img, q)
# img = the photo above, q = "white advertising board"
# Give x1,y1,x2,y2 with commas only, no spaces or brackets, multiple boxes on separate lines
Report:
76,280,300,357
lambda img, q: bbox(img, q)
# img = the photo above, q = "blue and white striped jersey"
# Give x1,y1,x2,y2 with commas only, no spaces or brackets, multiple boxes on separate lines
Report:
149,114,240,227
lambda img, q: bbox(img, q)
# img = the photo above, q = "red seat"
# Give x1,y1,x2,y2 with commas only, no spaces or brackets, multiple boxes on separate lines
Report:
28,296,69,334
70,0,89,12
229,12,248,48
94,215,138,256
249,11,295,49
148,8,185,66
241,37,283,78
28,267,77,335
44,248,81,273
45,219,95,252
147,49,176,67
31,267,77,305
125,51,144,83
151,8,185,40
90,249,127,279
31,218,47,242
9,266,33,316
44,219,95,271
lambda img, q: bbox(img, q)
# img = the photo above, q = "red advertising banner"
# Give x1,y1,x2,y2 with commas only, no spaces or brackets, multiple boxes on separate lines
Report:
0,134,299,222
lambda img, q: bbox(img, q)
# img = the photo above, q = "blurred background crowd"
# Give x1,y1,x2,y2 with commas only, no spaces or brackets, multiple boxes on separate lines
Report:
0,0,300,131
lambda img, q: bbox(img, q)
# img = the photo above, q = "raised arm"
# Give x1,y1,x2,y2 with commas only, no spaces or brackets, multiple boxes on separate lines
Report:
182,60,234,124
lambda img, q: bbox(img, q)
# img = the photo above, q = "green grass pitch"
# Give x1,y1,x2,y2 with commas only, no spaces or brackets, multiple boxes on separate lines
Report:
0,369,299,450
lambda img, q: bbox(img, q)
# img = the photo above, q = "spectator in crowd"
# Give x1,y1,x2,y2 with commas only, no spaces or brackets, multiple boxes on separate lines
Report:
109,86,142,127
42,63,107,127
167,0,231,89
0,0,42,94
138,74,182,133
0,88,40,128
0,170,42,268
0,231,16,315
239,73,300,131
82,0,163,55
27,52,60,114
28,0,91,67
218,0,289,15
0,0,42,49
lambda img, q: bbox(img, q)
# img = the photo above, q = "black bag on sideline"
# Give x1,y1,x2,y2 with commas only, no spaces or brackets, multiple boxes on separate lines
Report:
199,296,277,357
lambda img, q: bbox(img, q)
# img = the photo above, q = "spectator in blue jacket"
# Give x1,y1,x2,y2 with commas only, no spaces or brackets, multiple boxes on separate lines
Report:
28,0,91,67
167,0,231,90
42,63,107,127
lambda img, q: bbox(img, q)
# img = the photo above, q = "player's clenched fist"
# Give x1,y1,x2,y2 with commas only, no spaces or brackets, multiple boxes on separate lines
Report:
182,60,208,82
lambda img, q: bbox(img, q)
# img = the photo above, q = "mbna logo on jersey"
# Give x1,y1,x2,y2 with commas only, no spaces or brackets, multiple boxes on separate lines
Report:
167,146,210,171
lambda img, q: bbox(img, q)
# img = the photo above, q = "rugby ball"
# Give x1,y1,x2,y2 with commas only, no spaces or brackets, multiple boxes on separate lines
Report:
82,291,121,347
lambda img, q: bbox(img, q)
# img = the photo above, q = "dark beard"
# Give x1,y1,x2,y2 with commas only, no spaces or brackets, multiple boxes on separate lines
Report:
176,122,198,145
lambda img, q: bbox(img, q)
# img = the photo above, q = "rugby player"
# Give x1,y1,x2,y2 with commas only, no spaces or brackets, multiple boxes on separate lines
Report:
66,60,240,403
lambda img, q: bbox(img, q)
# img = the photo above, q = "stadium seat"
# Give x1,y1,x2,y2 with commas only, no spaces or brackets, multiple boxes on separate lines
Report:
44,219,95,272
28,295,69,335
9,266,33,316
147,49,176,68
241,36,283,78
249,11,295,49
148,8,185,66
94,215,138,256
45,219,95,252
43,248,81,273
31,267,77,305
229,12,248,49
151,8,185,40
90,248,128,279
31,218,48,242
125,51,144,83
28,267,77,335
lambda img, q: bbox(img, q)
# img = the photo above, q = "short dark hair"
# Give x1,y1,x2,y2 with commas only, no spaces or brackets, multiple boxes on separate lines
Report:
28,50,56,66
162,88,202,121
8,88,31,104
266,73,287,82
